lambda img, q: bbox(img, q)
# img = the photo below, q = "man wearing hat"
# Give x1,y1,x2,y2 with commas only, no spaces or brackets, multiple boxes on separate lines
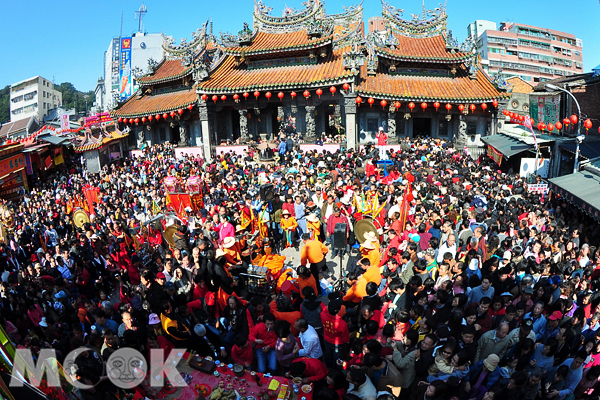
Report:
360,234,380,269
540,311,563,342
549,275,562,304
280,209,298,249
506,318,536,348
464,354,501,396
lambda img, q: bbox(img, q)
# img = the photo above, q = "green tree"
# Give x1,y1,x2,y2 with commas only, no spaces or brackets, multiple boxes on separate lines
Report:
54,82,95,115
0,85,10,123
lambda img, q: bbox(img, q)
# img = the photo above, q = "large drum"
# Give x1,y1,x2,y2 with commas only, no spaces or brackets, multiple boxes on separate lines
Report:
186,175,202,194
163,176,178,193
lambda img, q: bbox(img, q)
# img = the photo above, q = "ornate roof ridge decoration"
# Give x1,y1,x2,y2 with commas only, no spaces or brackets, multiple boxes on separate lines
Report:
382,0,447,38
253,0,324,33
162,20,210,57
136,58,194,86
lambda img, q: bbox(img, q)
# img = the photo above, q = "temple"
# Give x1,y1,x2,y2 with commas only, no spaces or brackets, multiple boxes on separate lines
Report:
111,0,507,159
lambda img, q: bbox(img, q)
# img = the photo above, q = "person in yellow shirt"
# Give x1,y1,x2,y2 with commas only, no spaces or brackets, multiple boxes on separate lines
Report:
359,257,382,287
280,210,298,249
306,214,321,241
300,233,329,294
342,271,367,305
363,231,381,252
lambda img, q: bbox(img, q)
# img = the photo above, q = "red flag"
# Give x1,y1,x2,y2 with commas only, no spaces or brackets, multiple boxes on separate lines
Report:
44,156,52,169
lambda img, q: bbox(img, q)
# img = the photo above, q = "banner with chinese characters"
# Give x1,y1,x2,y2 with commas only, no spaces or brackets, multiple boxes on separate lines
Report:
119,37,132,101
487,145,503,166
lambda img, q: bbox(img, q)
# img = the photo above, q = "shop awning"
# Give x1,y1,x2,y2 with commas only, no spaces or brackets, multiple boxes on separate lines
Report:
548,169,600,223
22,144,50,153
560,140,600,160
38,135,71,146
481,134,533,158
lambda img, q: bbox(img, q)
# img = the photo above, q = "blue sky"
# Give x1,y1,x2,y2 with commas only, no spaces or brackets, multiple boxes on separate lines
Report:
1,0,599,92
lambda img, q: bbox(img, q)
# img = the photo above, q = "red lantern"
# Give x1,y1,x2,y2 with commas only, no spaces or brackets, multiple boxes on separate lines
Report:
329,86,336,96
458,104,465,112
129,119,134,124
434,102,440,111
356,96,362,106
220,95,227,102
421,102,427,111
303,90,310,99
178,108,184,114
541,123,547,131
518,115,524,122
368,98,375,108
265,92,272,100
118,118,122,123
380,100,387,108
316,88,323,98
187,104,193,110
492,99,499,107
243,92,249,99
446,103,452,113
547,123,554,132
148,115,153,121
141,117,146,123
254,91,260,98
469,104,476,113
290,91,297,98
233,94,240,102
212,95,218,103
571,115,578,125
584,119,592,131
134,118,139,124
201,94,208,101
343,83,350,91
563,118,570,126
155,114,161,120
394,101,401,109
530,118,535,126
278,92,284,100
555,121,562,130
502,109,509,116
170,111,176,117
408,102,416,111
481,103,488,111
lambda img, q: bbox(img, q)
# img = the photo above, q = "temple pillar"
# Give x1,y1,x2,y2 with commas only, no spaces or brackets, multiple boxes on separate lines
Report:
199,101,211,161
178,121,189,147
344,96,357,150
239,109,249,143
456,113,467,146
305,105,316,140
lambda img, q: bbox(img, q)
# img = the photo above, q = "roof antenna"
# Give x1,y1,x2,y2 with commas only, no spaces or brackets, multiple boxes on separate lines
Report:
135,3,148,33
423,0,426,16
210,18,213,36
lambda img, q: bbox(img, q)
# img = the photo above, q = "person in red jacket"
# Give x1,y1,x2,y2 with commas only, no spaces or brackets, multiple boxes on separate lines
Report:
231,334,253,367
249,313,278,373
320,300,350,368
288,357,328,387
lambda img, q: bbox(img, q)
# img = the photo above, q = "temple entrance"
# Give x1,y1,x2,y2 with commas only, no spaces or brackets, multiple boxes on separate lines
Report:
170,124,180,144
413,118,431,138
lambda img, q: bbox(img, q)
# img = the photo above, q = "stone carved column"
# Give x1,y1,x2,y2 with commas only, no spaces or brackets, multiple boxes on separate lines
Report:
456,113,467,146
136,128,145,149
305,105,316,139
388,112,396,138
198,101,211,161
178,122,189,147
344,96,357,150
239,109,249,142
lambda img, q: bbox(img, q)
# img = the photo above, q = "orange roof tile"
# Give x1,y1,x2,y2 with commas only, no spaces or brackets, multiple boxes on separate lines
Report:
376,35,469,63
355,65,505,102
137,59,192,85
112,89,197,118
73,130,129,153
227,30,332,56
198,46,356,93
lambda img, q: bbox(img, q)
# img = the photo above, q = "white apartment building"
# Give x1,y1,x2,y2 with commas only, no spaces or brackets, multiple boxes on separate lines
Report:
9,76,62,123
101,32,164,111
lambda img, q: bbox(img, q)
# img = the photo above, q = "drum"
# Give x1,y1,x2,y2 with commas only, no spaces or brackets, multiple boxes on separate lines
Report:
163,176,178,193
186,175,201,193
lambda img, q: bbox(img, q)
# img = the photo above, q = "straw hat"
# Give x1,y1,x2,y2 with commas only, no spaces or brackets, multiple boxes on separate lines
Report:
282,210,291,216
362,241,375,250
306,214,318,223
215,249,227,258
364,231,378,242
223,237,236,248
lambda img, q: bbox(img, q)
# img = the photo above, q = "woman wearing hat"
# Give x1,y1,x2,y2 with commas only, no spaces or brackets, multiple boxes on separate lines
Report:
280,210,298,249
306,214,321,241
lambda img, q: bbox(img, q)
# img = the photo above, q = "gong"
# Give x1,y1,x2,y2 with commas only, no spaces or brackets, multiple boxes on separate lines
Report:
73,209,90,228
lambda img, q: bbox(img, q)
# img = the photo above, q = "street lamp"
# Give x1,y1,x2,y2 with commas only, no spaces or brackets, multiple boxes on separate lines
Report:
545,83,582,173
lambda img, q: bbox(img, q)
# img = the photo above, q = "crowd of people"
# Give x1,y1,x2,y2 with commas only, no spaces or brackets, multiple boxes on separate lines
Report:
2,136,600,400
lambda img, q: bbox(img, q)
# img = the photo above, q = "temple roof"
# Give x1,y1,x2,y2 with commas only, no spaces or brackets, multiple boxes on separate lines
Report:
226,30,333,56
374,35,470,63
197,46,356,93
137,59,192,85
73,128,129,153
356,65,504,102
112,89,197,118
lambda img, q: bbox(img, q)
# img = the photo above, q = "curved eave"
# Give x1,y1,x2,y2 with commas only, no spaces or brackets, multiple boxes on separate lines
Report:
137,67,193,86
374,48,469,64
196,72,358,95
226,37,333,57
354,89,509,102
